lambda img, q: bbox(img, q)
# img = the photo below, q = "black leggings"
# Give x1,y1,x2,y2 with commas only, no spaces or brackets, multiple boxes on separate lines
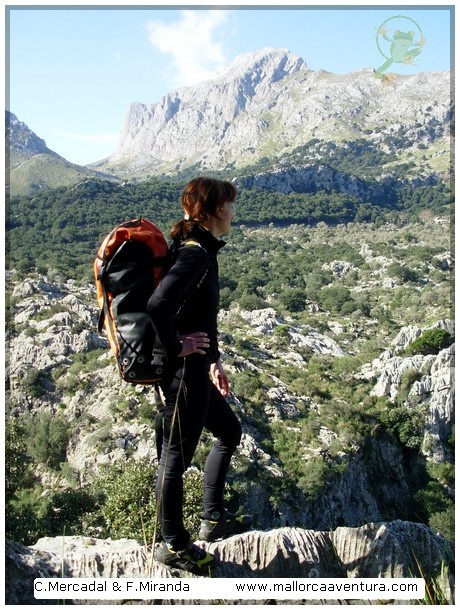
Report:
156,355,242,551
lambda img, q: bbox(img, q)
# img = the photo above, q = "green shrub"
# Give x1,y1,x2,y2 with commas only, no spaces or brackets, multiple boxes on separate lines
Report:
279,288,306,313
398,367,423,398
237,292,267,311
6,487,48,545
318,286,356,315
298,456,330,498
413,464,455,542
5,419,34,503
383,404,427,449
388,262,421,283
231,372,264,402
21,367,49,397
6,481,100,545
25,412,70,469
429,505,455,541
97,458,158,543
405,328,452,356
96,458,206,543
273,325,291,347
42,488,100,537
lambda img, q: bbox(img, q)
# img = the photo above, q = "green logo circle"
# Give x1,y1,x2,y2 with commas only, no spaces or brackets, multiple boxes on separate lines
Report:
376,15,424,63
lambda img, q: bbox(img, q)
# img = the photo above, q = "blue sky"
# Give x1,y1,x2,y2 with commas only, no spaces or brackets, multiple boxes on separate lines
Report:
6,4,454,166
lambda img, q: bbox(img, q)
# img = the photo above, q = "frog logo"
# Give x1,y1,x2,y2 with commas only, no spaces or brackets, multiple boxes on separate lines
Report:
374,15,425,84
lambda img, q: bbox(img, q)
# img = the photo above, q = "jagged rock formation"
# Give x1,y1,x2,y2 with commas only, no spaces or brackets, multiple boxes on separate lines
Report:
8,48,451,194
222,306,348,356
360,319,454,462
5,522,454,605
99,47,451,177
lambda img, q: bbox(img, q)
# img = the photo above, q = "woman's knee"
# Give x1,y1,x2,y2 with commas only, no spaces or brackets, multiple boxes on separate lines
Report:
223,418,242,449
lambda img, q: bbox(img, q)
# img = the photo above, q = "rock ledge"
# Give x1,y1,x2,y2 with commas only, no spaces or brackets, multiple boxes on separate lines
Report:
6,521,453,605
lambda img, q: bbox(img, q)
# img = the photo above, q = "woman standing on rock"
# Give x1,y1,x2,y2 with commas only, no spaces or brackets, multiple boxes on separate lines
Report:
148,177,252,574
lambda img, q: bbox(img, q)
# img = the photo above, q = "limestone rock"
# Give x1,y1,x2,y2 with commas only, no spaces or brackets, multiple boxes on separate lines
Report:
6,522,453,604
221,306,348,357
304,434,412,530
7,111,57,157
360,321,454,461
322,260,356,277
6,273,454,548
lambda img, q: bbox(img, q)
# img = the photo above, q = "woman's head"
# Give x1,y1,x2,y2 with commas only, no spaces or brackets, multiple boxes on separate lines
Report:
181,177,237,223
171,177,237,240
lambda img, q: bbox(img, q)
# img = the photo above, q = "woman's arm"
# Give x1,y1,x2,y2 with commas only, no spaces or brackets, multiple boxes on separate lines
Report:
147,245,208,359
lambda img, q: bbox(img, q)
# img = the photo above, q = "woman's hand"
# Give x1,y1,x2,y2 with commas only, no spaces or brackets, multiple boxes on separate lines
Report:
178,332,210,357
210,359,230,397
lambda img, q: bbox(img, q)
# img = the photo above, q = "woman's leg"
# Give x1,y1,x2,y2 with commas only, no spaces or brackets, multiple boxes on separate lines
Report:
202,383,242,518
156,357,210,550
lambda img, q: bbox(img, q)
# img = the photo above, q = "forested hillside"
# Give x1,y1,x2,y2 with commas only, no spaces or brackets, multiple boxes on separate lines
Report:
7,162,451,282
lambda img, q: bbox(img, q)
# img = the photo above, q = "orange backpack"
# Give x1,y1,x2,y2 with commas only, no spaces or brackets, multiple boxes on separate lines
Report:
94,218,170,384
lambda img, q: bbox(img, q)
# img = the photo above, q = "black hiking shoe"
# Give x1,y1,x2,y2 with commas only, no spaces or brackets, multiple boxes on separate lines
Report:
154,540,218,575
199,509,253,542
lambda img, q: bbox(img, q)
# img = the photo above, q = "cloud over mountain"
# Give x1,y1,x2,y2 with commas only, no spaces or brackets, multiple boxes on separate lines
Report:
147,9,232,88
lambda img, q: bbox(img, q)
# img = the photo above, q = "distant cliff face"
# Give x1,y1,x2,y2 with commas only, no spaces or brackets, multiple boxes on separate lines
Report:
103,47,451,176
8,48,452,192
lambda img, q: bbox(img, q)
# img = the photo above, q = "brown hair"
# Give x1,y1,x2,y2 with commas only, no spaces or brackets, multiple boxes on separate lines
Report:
170,177,237,240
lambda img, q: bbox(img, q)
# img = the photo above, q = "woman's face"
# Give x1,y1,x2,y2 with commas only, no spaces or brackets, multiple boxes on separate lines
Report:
216,200,234,235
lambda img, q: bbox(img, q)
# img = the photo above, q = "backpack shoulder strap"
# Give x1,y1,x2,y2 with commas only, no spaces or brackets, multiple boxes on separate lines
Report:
172,240,210,316
181,239,209,287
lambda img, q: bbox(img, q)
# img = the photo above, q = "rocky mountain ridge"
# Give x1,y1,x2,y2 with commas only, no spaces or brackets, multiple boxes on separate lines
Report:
97,47,451,178
7,111,57,157
7,48,452,195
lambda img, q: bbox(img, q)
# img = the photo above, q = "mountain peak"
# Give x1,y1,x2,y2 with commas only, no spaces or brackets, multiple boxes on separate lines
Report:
6,111,55,157
222,47,307,80
109,47,312,170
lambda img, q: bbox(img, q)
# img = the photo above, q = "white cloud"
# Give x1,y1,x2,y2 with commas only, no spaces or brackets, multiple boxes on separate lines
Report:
147,10,232,87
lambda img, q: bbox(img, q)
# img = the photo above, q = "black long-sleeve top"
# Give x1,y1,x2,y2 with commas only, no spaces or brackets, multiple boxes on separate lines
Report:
147,225,225,363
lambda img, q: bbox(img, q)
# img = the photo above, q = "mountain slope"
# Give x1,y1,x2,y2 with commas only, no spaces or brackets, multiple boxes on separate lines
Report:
96,47,451,178
6,112,116,196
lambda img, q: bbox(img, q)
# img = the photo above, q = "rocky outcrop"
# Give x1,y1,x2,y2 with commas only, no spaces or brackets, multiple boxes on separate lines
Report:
303,433,413,531
220,306,348,357
360,320,454,462
6,522,454,605
236,163,397,201
8,277,105,391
